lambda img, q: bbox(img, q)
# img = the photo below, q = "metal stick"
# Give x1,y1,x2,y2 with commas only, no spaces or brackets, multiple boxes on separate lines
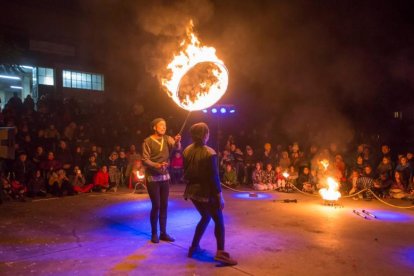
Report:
353,210,369,220
362,210,377,219
178,111,192,135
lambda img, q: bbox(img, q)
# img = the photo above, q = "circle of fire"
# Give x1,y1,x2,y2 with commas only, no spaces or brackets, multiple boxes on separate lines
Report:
161,21,229,111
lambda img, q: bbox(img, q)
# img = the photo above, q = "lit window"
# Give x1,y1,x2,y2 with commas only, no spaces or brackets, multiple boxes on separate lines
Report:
38,67,54,85
62,70,104,91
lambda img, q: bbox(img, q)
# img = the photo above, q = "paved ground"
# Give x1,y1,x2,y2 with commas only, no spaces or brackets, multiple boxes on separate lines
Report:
1,185,414,276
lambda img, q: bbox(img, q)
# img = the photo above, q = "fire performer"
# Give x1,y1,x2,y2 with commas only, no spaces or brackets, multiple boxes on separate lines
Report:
183,122,237,266
142,118,181,243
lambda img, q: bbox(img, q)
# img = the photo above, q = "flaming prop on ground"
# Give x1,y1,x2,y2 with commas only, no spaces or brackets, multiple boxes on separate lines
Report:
319,177,342,206
161,20,229,112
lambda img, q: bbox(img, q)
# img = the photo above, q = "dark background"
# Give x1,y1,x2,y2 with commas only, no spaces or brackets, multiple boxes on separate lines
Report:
1,0,414,150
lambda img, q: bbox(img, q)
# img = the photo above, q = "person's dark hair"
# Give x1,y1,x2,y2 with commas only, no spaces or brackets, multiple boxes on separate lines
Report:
190,122,209,145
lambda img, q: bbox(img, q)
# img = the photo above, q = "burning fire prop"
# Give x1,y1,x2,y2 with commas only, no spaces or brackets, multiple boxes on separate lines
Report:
319,177,341,202
161,20,229,111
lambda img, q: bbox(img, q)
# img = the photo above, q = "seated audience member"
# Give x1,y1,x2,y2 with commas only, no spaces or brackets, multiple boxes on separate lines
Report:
27,170,46,197
376,156,393,179
170,151,184,184
252,162,266,191
13,152,34,187
1,173,25,201
48,169,74,196
371,172,393,198
32,146,46,169
287,165,299,188
279,151,291,171
347,170,359,195
352,172,375,200
274,166,287,191
389,171,408,199
41,151,62,179
70,166,93,193
56,140,73,171
262,163,276,190
297,167,315,193
129,160,146,191
353,155,365,175
395,156,412,190
222,163,238,187
94,165,110,192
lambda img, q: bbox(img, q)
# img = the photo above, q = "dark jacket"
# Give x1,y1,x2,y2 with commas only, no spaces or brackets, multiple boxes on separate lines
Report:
183,143,221,202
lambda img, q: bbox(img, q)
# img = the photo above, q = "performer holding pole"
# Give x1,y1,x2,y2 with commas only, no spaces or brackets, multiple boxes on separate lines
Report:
183,122,237,266
142,118,181,243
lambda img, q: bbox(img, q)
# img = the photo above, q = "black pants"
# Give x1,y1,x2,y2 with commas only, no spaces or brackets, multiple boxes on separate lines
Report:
147,180,170,235
191,198,225,251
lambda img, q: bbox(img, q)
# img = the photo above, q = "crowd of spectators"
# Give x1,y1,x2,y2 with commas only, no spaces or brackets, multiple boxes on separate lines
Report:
0,92,413,204
218,137,414,201
0,93,174,202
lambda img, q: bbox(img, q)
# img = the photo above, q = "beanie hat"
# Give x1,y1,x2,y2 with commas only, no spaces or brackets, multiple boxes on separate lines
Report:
150,118,166,129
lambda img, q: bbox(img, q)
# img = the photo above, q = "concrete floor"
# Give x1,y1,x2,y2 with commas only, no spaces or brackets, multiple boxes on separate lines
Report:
1,185,414,276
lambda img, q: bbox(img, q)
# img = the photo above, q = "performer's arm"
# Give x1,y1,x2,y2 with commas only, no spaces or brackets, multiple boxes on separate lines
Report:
210,154,222,195
167,135,182,151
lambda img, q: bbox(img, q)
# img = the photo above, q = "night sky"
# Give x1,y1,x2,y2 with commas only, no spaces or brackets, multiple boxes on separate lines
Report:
4,0,414,145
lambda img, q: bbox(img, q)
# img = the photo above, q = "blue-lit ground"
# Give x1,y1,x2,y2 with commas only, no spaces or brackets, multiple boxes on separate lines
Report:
1,185,414,275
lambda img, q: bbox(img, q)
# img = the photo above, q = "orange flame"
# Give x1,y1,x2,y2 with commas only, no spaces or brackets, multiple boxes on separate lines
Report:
320,159,329,171
136,171,145,180
319,177,341,201
161,20,228,111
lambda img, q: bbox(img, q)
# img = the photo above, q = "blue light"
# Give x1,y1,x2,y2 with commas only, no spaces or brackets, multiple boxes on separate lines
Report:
371,210,413,222
230,109,236,113
211,108,217,114
233,192,272,200
202,109,208,113
220,108,226,114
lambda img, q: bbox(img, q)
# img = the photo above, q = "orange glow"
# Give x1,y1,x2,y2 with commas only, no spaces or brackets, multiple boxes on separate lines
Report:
161,20,228,111
136,171,145,180
319,177,341,201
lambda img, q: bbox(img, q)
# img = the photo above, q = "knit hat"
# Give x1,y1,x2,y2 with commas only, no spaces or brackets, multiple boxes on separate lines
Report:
150,118,166,129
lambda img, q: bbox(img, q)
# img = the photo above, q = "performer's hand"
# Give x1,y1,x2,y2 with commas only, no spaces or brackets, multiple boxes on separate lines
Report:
174,134,182,143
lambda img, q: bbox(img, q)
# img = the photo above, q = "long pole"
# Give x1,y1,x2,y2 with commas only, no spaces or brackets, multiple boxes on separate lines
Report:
178,111,192,136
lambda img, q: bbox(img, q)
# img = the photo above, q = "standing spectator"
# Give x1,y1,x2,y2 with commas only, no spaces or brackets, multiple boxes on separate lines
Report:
117,150,129,187
84,154,99,185
107,152,120,192
170,151,184,184
243,146,257,186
